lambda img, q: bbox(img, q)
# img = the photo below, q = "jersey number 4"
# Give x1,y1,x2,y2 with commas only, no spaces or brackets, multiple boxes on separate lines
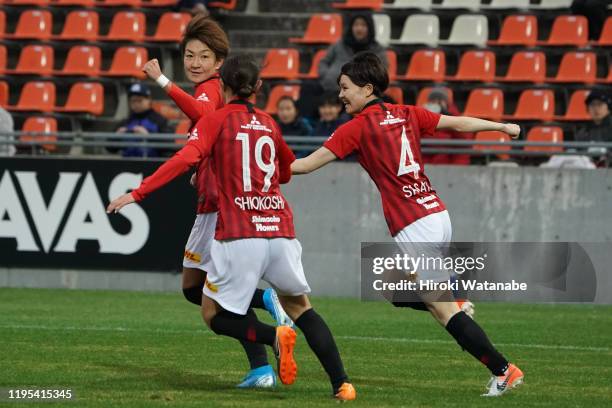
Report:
397,125,420,178
236,132,275,192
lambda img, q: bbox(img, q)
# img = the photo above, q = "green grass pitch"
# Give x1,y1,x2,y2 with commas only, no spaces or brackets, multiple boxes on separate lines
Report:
1,288,611,407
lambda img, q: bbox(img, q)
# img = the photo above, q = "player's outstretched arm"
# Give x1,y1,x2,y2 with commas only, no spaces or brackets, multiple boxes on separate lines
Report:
291,147,337,175
437,115,521,139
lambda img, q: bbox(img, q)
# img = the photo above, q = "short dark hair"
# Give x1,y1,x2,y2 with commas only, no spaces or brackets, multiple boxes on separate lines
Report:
277,95,297,108
338,52,389,97
180,14,230,61
319,92,342,107
219,54,260,98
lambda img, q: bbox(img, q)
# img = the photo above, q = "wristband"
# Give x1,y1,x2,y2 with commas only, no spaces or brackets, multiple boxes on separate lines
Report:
156,74,170,88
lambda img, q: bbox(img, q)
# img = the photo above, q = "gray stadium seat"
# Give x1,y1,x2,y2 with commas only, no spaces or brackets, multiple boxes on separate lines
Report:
373,14,391,47
384,0,431,10
438,15,488,47
389,14,439,46
432,0,480,11
530,0,572,9
481,0,529,10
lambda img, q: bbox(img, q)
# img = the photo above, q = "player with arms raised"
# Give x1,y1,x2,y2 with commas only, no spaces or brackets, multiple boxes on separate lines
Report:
291,52,524,397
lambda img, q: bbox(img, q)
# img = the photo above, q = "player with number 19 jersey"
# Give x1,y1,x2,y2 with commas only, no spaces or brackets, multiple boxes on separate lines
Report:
324,101,446,236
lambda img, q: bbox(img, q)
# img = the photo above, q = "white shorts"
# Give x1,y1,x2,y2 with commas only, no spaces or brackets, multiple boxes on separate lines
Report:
203,238,311,315
394,210,453,283
182,213,217,272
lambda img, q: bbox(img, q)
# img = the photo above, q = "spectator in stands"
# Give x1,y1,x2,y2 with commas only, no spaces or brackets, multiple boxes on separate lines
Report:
112,83,171,158
420,88,473,165
571,0,609,40
0,107,15,156
175,0,209,16
576,89,612,143
275,96,313,137
312,93,348,137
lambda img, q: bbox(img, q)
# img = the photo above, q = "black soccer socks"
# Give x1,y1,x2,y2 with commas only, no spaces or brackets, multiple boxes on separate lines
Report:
294,308,349,393
249,288,266,309
445,311,509,376
210,309,276,346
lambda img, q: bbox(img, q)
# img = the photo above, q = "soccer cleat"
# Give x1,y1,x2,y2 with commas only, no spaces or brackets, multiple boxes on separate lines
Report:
482,363,524,397
334,382,357,401
274,326,297,385
456,299,475,319
263,287,294,327
236,364,277,389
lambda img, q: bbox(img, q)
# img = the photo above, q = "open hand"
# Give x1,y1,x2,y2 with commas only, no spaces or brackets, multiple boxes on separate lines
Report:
107,193,136,214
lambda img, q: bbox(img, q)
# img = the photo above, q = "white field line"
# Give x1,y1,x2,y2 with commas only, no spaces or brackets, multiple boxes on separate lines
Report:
0,324,609,353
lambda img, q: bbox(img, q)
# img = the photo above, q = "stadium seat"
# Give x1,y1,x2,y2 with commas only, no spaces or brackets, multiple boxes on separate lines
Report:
6,45,54,76
481,0,529,10
175,119,191,135
0,45,5,74
399,49,446,82
52,10,99,41
555,90,590,121
21,117,57,152
264,85,300,114
4,10,52,40
7,81,56,112
151,101,183,120
53,0,96,5
538,15,588,46
386,50,397,81
505,89,555,121
145,12,191,42
530,0,572,9
416,86,454,107
102,46,148,78
208,0,237,9
300,50,326,79
595,16,612,46
55,82,104,116
438,15,488,47
474,131,511,160
524,126,563,153
54,45,101,77
448,50,496,82
432,0,479,10
373,14,391,47
290,14,342,44
101,11,146,42
549,52,597,83
10,0,51,5
488,15,538,46
390,14,439,46
463,89,504,120
0,10,5,38
384,86,404,104
260,49,300,80
384,0,431,10
96,0,142,6
143,0,177,6
0,81,7,106
496,51,546,83
332,0,383,10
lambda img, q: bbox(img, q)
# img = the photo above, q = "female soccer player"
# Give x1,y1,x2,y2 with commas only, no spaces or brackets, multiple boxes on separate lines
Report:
291,52,524,397
108,54,356,401
139,14,289,387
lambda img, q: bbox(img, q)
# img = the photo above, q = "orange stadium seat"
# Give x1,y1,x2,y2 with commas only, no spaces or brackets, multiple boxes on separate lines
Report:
53,0,95,6
174,119,192,145
290,14,342,44
332,0,383,10
416,86,454,107
7,81,56,112
101,11,146,42
549,52,597,83
21,117,58,152
0,45,5,74
539,15,588,46
555,90,591,121
151,101,183,120
505,89,555,121
96,0,142,6
52,10,99,41
55,82,104,116
260,49,300,80
488,15,538,46
0,81,8,106
4,10,52,40
474,131,511,160
386,50,397,81
448,50,495,82
384,86,404,104
144,0,177,6
497,51,546,83
208,0,237,9
6,45,54,76
399,50,446,82
0,10,5,38
264,85,301,114
463,88,504,120
10,0,50,5
102,46,148,78
595,16,612,46
145,12,191,42
524,126,563,153
300,50,326,79
54,45,101,77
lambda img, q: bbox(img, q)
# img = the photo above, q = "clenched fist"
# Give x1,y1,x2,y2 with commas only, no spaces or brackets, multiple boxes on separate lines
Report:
502,123,521,139
142,59,163,82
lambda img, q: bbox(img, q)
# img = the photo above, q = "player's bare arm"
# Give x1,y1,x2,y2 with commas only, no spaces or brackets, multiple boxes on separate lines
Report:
437,115,521,139
106,193,136,214
291,147,337,175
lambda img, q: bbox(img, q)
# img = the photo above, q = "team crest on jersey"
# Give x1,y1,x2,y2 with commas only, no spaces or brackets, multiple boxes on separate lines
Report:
196,93,210,102
379,111,406,126
188,128,199,141
240,115,272,133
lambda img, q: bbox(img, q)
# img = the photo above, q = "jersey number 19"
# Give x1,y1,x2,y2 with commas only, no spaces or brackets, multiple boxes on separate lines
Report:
236,132,275,192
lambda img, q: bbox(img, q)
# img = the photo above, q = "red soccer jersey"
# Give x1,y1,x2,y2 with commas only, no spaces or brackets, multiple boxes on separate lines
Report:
168,75,224,214
323,101,447,236
187,100,296,240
